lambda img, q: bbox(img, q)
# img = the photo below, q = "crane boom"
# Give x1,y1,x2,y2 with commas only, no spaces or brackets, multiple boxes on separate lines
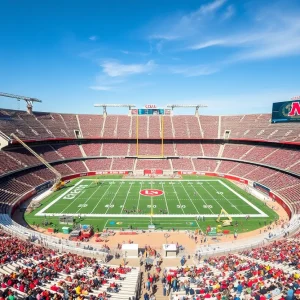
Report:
10,133,62,186
0,92,42,114
166,104,208,115
94,104,136,116
0,92,42,103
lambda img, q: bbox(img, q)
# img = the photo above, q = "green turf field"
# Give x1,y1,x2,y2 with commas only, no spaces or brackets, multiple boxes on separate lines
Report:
25,175,278,233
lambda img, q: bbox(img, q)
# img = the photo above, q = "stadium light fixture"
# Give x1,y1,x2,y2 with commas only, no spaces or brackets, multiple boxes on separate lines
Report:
0,92,42,114
166,104,208,115
94,104,136,115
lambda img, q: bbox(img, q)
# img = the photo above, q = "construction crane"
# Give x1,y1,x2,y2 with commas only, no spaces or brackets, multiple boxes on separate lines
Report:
166,104,208,116
94,104,136,116
0,92,42,114
10,133,64,191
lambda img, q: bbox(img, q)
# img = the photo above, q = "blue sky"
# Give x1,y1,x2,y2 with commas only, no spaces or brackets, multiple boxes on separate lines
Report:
0,0,300,115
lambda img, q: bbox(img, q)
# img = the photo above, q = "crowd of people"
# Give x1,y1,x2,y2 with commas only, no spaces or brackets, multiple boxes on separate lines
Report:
1,224,300,300
0,230,136,299
163,239,300,300
240,233,300,269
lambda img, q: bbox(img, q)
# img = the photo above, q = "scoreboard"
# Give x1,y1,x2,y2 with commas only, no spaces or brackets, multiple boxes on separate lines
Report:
139,108,164,115
271,100,300,123
131,106,171,115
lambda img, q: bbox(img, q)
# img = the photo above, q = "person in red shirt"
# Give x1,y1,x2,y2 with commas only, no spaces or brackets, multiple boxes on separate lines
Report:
50,284,59,292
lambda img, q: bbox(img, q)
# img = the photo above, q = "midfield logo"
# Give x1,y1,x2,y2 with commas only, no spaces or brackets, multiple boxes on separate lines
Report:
140,189,164,197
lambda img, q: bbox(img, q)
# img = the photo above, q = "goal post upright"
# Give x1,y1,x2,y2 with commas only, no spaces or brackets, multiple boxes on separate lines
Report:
161,115,164,157
136,115,139,157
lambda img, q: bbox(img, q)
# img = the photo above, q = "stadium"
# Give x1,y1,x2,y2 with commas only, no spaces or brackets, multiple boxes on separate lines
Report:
1,0,300,299
0,94,299,299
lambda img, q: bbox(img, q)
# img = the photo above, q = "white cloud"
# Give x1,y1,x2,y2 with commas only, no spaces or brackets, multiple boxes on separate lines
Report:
149,34,179,41
89,36,98,41
187,11,300,63
198,0,227,15
146,0,300,75
149,0,227,41
222,5,235,20
231,19,300,61
188,32,267,50
170,90,299,115
89,86,112,91
170,64,219,77
101,60,156,77
189,39,226,50
89,75,126,92
121,50,150,56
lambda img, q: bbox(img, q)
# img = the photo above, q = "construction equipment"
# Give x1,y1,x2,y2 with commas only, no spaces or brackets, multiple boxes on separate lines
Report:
10,133,64,191
216,208,233,227
166,104,208,116
94,104,135,116
0,92,42,114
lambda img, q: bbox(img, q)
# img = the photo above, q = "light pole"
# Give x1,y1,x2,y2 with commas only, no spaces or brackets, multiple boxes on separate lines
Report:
123,251,127,266
164,233,169,244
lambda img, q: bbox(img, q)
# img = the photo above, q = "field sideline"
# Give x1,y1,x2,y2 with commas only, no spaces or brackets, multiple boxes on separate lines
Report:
25,176,278,232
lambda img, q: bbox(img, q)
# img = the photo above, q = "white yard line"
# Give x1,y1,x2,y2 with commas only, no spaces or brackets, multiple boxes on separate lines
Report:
80,179,220,182
188,183,215,214
218,180,267,216
104,183,125,214
36,178,267,218
36,179,85,216
208,181,244,215
36,213,265,218
170,183,185,214
195,219,202,232
150,181,153,215
60,181,96,214
197,182,227,212
103,219,109,229
178,182,200,215
161,182,170,214
120,183,134,213
90,184,113,214
136,182,143,211
76,182,109,214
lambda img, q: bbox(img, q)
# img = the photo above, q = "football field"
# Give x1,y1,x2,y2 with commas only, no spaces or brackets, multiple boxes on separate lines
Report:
26,176,278,231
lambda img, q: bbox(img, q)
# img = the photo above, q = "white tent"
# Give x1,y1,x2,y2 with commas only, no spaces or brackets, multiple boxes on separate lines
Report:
162,244,177,258
122,243,138,258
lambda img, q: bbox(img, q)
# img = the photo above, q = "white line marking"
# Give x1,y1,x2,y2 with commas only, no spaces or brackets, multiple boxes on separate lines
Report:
170,182,185,214
36,213,266,218
120,183,134,213
136,182,142,212
188,183,215,214
36,179,85,216
104,183,124,214
218,180,267,217
178,181,200,215
89,184,113,214
78,179,220,182
206,181,244,215
161,181,169,214
75,182,106,214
